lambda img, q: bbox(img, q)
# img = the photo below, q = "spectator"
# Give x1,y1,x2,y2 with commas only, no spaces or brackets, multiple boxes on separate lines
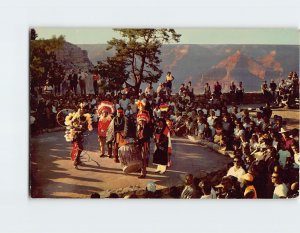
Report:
227,157,246,185
261,80,270,103
236,82,244,104
271,172,288,199
269,79,277,101
241,173,257,199
199,179,216,199
180,174,199,199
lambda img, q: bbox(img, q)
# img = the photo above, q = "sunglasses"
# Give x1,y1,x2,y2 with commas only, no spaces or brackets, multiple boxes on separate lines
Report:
271,176,278,178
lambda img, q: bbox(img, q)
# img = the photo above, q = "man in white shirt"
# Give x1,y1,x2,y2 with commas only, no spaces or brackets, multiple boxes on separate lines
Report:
144,83,154,97
278,144,291,168
119,94,130,111
43,81,53,95
153,105,161,119
79,69,88,96
156,83,163,95
227,157,246,185
272,172,288,199
129,98,137,114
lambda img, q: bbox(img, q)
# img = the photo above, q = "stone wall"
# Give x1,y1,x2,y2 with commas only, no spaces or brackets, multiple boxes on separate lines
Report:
196,92,266,104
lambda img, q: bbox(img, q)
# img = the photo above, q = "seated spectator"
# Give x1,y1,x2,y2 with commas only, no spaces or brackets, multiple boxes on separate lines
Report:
199,179,216,199
215,176,241,199
271,172,288,199
241,173,257,199
227,157,246,185
180,174,199,199
90,192,100,198
202,123,212,141
213,124,224,146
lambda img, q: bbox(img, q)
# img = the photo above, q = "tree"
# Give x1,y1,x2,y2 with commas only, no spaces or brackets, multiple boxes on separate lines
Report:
30,28,38,40
96,29,181,94
29,35,65,86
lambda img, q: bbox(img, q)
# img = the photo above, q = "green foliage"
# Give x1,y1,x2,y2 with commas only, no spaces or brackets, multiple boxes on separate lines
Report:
29,35,65,86
30,28,38,40
96,29,181,94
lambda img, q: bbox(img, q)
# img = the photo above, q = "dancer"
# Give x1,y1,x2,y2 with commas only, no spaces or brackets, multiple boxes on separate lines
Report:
64,103,93,168
97,101,114,158
106,108,126,163
136,100,152,178
153,117,172,174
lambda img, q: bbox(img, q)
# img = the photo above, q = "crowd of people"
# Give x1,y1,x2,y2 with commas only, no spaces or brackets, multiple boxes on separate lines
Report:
261,71,299,107
30,69,299,198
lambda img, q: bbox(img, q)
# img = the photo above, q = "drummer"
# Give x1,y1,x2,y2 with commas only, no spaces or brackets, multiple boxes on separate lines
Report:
136,110,152,179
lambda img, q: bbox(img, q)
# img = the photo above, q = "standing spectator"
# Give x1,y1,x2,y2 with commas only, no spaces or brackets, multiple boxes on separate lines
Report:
179,83,186,96
157,83,163,96
145,83,154,97
119,94,130,110
261,80,270,103
165,71,174,93
278,141,291,168
92,71,100,96
129,97,138,114
269,79,277,101
204,83,211,100
236,82,244,104
79,69,88,96
53,73,62,96
43,81,53,96
70,71,78,95
61,72,69,95
213,81,222,99
229,81,236,102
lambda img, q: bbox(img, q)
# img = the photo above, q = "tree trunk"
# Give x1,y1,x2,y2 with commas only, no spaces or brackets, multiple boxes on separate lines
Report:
134,81,141,96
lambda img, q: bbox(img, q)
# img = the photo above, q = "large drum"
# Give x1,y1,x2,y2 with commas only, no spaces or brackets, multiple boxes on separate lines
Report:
118,143,142,174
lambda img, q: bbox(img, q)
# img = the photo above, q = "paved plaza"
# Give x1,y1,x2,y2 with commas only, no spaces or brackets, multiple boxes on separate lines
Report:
30,130,231,198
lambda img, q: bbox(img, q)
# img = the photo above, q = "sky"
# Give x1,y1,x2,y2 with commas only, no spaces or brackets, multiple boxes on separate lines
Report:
35,28,299,45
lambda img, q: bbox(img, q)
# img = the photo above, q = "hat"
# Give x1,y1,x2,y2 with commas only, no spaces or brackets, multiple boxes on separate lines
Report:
97,101,115,114
241,173,254,182
136,100,146,111
215,176,232,188
279,128,287,134
137,110,150,123
159,103,169,112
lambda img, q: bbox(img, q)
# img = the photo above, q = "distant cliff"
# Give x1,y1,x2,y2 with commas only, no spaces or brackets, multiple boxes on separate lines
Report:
77,44,299,93
55,42,94,71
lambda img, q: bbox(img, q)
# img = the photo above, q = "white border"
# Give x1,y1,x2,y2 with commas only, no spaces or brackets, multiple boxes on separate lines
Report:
0,1,299,233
